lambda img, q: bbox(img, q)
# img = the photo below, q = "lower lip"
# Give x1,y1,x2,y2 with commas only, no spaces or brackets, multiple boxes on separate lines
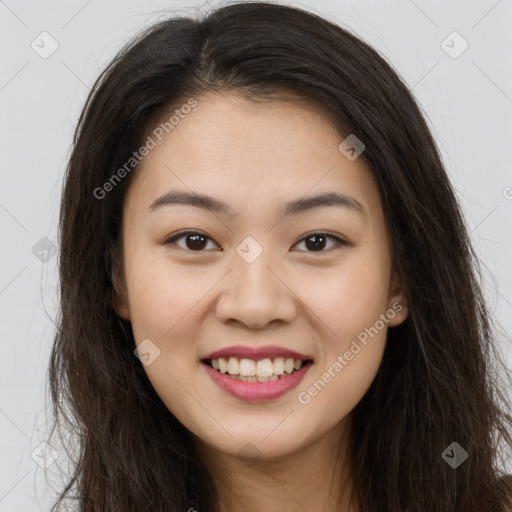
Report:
201,361,313,402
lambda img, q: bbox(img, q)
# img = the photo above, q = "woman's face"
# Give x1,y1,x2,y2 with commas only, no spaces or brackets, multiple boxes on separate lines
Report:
114,92,408,461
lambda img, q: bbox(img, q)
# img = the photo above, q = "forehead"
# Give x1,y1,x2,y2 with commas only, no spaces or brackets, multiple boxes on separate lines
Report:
125,93,380,222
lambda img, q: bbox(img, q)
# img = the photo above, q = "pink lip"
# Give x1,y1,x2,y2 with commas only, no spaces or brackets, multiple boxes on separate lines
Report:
201,360,313,402
203,345,313,361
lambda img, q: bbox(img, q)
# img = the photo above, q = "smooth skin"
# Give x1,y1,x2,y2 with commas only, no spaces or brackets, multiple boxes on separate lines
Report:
113,92,408,512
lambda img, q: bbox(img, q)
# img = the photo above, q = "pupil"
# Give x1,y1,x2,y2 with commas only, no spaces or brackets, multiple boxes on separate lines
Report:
186,234,207,250
305,234,326,251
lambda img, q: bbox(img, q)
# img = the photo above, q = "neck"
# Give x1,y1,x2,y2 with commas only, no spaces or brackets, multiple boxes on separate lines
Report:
193,415,359,512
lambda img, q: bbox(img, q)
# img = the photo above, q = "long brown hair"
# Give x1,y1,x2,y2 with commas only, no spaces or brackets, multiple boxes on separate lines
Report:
48,2,512,510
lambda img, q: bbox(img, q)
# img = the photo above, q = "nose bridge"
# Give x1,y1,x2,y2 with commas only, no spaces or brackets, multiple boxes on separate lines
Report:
215,235,296,326
233,234,281,300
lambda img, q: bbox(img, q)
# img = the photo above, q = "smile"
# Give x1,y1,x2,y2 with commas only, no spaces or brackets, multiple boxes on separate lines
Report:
201,357,314,401
203,356,311,381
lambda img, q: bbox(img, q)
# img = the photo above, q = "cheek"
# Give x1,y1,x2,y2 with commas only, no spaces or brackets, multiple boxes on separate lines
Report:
292,248,392,404
124,252,216,394
123,253,208,419
295,266,391,420
295,250,391,339
125,250,210,340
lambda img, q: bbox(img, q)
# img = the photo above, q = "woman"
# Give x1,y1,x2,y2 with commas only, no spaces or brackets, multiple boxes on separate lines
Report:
49,2,512,510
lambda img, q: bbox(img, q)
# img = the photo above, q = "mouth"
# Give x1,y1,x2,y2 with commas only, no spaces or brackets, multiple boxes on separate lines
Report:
200,356,314,401
201,356,314,382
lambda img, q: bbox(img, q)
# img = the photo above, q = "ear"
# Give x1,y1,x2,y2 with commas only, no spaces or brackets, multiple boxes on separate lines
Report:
386,270,408,327
111,256,131,321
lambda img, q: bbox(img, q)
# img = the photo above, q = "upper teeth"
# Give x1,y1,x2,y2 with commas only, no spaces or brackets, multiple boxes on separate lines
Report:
211,357,304,377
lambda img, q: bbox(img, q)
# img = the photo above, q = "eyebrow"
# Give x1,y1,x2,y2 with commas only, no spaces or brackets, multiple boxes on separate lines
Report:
148,189,366,219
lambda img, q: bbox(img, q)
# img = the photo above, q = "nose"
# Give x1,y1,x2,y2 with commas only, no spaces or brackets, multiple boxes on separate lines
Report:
214,246,297,329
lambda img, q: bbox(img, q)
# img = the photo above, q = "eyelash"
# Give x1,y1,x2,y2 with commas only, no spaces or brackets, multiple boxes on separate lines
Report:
164,230,348,253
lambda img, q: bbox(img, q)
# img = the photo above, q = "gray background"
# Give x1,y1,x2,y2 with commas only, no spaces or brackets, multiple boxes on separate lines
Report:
1,0,511,509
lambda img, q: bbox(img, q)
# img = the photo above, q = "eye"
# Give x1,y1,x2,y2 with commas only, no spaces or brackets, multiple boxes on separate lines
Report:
164,230,221,251
292,232,347,252
164,230,347,253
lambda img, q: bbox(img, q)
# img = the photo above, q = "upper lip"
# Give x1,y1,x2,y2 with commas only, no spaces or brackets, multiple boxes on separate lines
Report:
203,345,313,361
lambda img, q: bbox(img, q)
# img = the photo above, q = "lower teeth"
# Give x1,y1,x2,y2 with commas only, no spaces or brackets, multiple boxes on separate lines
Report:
216,369,298,382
